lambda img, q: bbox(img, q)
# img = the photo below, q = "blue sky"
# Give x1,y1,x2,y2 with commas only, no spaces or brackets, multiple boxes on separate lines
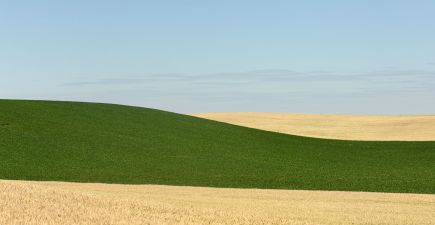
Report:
1,0,434,114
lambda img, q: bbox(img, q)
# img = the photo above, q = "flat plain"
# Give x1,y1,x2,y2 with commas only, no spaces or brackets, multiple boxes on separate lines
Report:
1,180,434,225
192,113,435,141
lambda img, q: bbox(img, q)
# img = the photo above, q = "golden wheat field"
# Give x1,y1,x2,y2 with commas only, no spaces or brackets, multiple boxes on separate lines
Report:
1,180,434,225
192,113,435,141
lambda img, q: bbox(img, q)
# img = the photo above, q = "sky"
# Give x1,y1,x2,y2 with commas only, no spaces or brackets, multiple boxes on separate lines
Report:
1,0,434,114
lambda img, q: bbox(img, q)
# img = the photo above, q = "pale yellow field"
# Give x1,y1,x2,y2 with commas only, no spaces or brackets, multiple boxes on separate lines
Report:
1,180,434,225
192,113,435,141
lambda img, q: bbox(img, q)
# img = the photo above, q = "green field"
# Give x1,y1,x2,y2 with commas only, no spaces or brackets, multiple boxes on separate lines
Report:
0,100,434,193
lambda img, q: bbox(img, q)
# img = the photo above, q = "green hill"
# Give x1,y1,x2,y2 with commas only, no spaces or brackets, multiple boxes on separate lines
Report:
0,100,434,193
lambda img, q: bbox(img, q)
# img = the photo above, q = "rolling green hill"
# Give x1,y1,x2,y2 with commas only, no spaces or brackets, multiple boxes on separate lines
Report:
0,100,434,193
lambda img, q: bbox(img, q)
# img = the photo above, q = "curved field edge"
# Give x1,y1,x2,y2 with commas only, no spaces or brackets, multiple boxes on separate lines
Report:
1,180,434,225
0,99,434,194
192,112,435,141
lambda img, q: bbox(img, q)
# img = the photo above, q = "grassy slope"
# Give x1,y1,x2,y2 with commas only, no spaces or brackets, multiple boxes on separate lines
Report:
0,100,434,193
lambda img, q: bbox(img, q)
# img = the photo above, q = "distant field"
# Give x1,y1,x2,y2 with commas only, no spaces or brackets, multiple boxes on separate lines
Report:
1,180,434,225
192,113,435,141
1,100,434,193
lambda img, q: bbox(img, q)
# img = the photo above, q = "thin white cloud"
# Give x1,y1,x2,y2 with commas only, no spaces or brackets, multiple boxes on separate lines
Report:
5,69,435,114
59,69,435,95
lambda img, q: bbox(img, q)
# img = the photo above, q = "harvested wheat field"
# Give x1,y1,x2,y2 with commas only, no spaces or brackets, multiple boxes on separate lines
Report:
192,113,435,141
1,180,434,225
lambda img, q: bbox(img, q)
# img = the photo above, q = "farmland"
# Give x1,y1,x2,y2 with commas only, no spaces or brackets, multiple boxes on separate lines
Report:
1,180,434,225
1,100,434,193
192,112,435,141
